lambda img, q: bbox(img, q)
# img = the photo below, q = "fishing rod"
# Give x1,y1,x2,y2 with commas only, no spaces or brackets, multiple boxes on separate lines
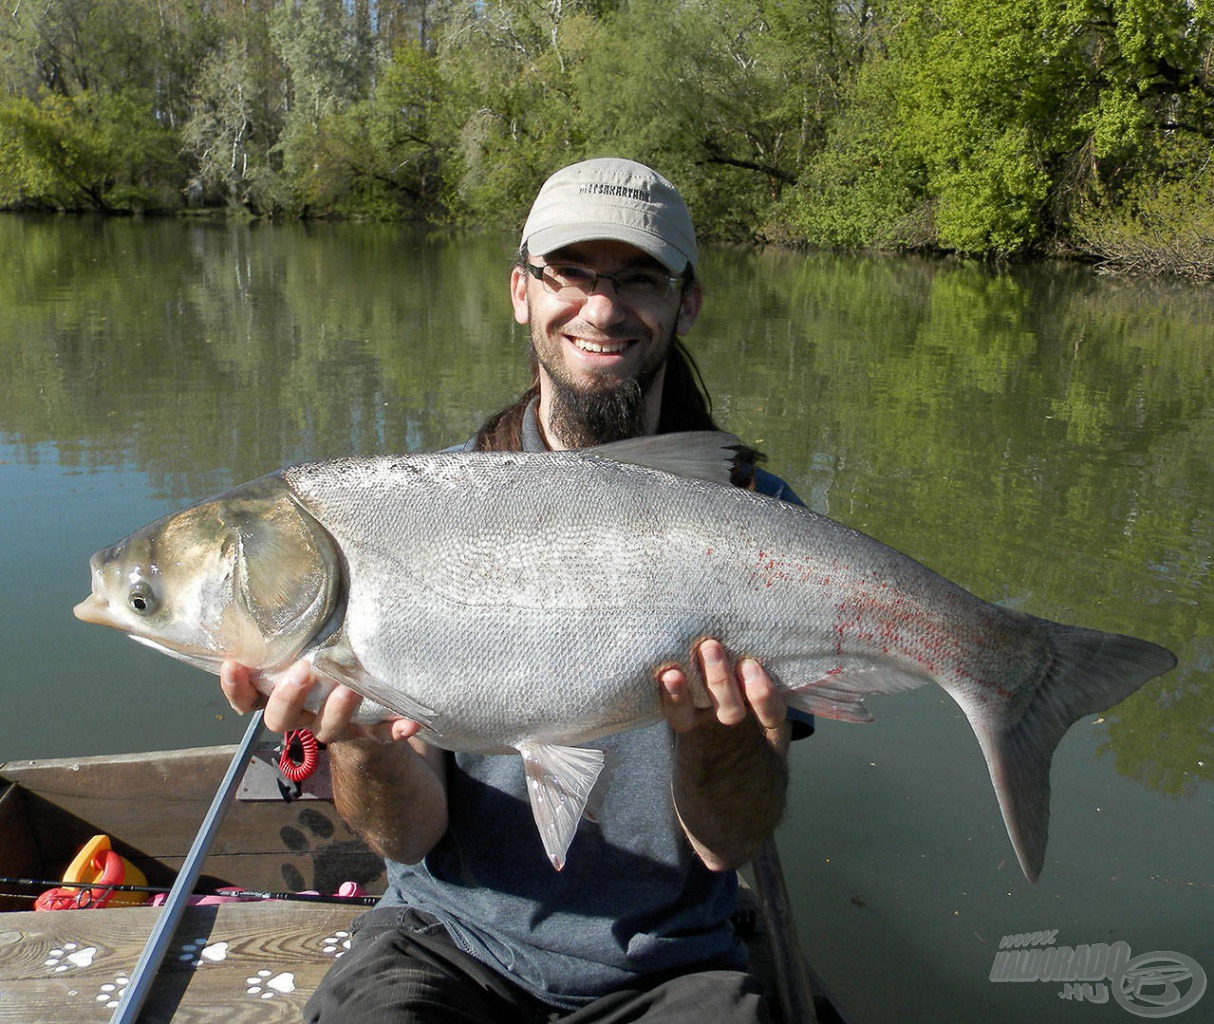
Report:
0,876,379,906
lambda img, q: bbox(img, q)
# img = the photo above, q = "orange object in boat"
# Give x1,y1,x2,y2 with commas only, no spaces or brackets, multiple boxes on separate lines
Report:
34,834,148,910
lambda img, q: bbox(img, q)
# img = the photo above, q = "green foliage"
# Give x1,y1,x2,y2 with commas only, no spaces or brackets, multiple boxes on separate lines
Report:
285,44,448,220
791,0,1214,260
433,1,591,226
0,88,180,211
181,27,295,215
1076,165,1214,279
571,0,813,241
791,49,930,250
0,0,1211,269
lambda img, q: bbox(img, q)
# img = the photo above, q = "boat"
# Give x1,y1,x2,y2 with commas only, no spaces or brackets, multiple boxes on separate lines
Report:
0,742,849,1023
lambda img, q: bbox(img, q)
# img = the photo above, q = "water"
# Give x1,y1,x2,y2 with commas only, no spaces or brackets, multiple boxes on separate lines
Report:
1,216,1210,1022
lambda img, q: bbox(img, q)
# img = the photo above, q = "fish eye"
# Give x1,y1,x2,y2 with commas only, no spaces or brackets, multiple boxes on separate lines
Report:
127,581,159,616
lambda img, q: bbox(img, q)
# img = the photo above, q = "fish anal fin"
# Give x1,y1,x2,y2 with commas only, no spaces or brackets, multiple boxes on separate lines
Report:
785,690,874,724
783,659,931,724
519,742,606,870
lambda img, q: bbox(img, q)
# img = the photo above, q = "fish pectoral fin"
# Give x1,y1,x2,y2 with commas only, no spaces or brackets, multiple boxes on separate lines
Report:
309,633,436,726
518,742,606,871
586,431,742,485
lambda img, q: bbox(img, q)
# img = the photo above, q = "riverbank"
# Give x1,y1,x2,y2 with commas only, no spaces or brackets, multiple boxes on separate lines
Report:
4,202,1211,282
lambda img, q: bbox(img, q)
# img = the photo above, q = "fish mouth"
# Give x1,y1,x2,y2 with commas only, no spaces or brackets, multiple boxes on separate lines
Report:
73,593,122,628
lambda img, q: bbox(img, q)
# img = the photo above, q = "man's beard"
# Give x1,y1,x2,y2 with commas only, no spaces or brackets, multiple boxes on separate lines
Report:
546,372,649,448
531,324,673,448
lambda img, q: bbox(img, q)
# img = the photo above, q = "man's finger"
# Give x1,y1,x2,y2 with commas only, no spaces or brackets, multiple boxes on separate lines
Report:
314,684,364,745
219,660,263,714
388,717,424,742
738,659,785,731
262,661,314,733
658,666,698,733
699,640,747,726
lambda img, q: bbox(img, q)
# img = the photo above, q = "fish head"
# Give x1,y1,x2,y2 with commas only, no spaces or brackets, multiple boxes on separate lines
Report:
73,477,341,674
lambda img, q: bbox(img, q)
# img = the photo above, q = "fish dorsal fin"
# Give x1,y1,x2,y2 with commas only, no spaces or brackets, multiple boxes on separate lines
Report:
518,742,606,870
586,431,743,485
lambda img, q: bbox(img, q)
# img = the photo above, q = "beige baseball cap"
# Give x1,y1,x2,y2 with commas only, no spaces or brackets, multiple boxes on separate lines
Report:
521,158,697,273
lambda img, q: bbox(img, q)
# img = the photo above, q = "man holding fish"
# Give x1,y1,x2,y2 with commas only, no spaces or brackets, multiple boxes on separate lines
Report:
222,158,804,1022
75,157,1174,1019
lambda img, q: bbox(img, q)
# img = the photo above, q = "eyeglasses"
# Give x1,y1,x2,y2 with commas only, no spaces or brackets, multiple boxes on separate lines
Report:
525,262,682,304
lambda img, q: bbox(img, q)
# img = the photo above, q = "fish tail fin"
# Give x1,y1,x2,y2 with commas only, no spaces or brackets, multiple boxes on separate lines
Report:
973,622,1176,883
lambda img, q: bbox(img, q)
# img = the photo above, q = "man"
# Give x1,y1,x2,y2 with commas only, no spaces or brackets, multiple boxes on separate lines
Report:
221,158,805,1022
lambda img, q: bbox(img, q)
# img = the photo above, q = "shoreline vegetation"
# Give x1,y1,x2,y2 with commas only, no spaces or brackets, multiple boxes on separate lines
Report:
1,1,1211,279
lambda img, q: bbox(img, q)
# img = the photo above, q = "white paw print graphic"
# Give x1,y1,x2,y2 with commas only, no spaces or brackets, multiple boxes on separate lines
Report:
246,968,296,999
321,930,351,958
95,975,130,1010
176,937,229,967
44,942,97,972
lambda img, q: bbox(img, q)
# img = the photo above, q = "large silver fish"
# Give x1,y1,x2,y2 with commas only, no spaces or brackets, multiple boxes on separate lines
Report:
73,433,1176,877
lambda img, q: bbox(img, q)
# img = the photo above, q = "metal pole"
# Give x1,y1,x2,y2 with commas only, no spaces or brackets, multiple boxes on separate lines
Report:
109,711,264,1024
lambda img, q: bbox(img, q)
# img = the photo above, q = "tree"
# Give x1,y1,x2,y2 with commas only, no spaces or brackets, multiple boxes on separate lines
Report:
288,41,449,218
0,0,1211,270
182,41,278,210
570,0,856,241
433,0,594,225
0,87,180,210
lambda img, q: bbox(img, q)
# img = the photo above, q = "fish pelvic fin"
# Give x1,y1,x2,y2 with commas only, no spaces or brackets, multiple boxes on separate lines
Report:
518,742,606,870
972,622,1176,884
785,688,875,724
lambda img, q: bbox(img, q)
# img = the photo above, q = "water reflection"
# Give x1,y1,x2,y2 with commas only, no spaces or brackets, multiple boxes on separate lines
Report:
0,215,1209,801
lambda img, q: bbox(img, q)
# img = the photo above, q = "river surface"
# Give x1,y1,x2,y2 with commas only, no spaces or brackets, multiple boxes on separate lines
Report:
1,216,1210,1023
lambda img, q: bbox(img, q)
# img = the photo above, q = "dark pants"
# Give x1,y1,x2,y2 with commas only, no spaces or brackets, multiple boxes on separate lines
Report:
302,907,773,1024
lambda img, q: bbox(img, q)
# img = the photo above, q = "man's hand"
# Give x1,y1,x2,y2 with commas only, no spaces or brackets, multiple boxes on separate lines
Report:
658,639,790,870
657,639,790,755
220,659,447,864
219,660,421,745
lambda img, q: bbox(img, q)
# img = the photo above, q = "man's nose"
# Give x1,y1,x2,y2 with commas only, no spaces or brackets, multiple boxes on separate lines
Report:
578,282,627,325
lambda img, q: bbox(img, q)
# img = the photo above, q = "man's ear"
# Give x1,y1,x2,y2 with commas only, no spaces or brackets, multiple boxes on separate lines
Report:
676,280,702,337
510,265,530,325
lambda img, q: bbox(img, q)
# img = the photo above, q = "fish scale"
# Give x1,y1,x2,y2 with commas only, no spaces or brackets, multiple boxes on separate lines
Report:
75,432,1177,876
